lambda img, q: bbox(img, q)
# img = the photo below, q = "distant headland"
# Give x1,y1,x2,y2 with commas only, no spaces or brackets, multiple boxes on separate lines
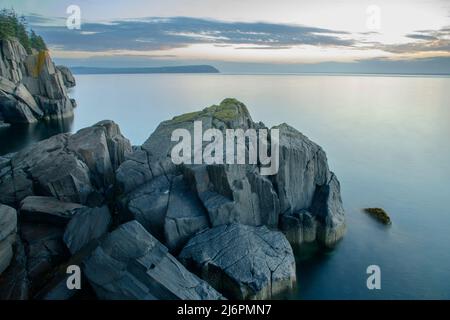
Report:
71,65,220,75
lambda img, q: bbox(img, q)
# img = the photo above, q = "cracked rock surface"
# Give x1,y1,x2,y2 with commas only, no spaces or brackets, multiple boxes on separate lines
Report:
179,223,296,300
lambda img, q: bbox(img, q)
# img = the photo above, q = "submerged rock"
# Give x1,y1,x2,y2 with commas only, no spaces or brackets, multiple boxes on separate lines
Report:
363,207,391,225
179,223,296,300
82,220,224,300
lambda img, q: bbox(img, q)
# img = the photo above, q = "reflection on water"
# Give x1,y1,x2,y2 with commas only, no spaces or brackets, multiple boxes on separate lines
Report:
0,117,73,155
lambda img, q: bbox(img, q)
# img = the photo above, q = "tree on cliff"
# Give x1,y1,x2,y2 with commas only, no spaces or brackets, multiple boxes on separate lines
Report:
0,8,46,52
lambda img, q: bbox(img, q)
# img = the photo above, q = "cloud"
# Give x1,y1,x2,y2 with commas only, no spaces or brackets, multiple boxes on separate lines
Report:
29,16,354,52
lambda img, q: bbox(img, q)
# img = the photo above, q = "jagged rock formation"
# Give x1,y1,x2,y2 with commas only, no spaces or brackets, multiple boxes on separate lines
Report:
0,120,132,207
179,223,296,299
0,98,346,300
56,66,76,88
0,39,76,124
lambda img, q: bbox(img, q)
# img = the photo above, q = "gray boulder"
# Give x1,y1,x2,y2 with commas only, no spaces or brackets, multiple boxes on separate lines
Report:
118,174,171,241
56,66,76,88
63,206,111,254
20,196,84,225
82,220,224,300
179,223,296,300
0,204,17,274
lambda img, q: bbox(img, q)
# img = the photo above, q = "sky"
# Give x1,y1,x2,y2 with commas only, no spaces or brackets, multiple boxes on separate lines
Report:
3,0,450,73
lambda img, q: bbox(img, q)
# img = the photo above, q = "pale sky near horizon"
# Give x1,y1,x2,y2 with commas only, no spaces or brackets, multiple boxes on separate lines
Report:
3,0,450,66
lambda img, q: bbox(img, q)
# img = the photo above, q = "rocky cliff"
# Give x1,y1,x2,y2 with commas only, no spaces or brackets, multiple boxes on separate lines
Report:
0,39,76,125
0,99,346,300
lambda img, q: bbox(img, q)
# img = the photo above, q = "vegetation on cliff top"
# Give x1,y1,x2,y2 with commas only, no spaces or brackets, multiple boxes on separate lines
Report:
0,8,47,53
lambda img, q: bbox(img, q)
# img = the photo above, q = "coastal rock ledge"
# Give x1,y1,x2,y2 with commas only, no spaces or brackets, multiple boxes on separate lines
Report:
0,98,346,300
0,39,76,124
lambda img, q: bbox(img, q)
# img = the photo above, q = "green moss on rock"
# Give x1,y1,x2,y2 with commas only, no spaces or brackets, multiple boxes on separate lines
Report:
363,208,392,225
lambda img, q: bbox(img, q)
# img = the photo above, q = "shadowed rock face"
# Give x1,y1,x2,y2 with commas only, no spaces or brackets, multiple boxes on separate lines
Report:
0,39,76,124
0,98,346,300
179,223,296,300
82,220,224,300
0,204,17,274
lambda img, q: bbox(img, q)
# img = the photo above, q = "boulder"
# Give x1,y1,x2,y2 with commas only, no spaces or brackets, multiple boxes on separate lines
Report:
83,220,224,300
63,206,111,254
179,223,296,300
272,123,330,215
118,174,171,241
0,204,17,274
20,196,84,225
56,66,76,88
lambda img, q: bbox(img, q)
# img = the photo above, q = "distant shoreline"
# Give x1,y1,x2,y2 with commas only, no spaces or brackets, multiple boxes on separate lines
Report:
71,65,220,74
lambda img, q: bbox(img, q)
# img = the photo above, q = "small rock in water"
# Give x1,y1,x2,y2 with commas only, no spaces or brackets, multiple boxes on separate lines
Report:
363,208,391,225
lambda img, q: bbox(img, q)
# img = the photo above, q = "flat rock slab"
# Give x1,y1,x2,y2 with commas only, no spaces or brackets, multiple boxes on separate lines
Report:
20,196,84,225
179,223,296,300
83,220,224,300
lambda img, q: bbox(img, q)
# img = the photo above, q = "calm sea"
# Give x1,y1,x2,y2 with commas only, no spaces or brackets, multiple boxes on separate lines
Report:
1,73,449,299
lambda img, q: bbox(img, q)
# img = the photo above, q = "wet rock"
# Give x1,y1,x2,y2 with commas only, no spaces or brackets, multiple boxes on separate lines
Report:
83,220,223,300
280,210,318,246
179,223,296,300
63,206,111,254
310,174,346,247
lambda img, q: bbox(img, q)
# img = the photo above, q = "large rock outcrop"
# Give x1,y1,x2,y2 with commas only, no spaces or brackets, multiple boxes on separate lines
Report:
0,39,76,124
0,98,346,300
116,98,345,248
179,223,296,299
